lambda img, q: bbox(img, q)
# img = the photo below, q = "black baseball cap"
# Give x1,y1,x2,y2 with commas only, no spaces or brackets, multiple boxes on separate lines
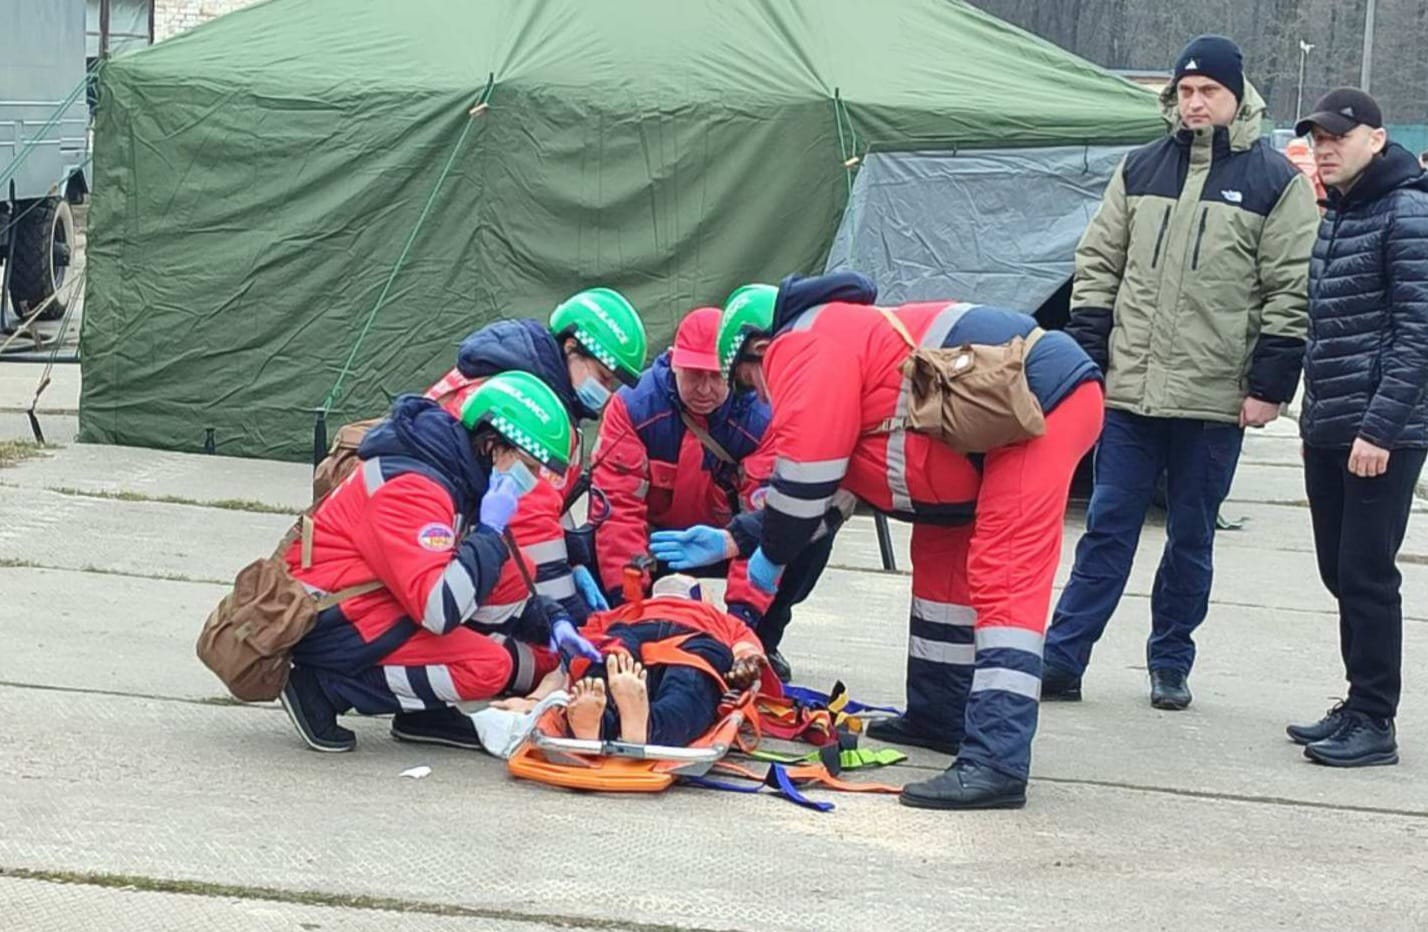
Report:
1295,87,1384,137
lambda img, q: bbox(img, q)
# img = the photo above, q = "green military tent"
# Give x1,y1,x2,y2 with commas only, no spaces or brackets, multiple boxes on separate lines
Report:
80,0,1160,460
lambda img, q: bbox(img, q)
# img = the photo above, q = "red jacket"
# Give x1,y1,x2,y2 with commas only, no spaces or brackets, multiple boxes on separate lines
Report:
592,353,774,615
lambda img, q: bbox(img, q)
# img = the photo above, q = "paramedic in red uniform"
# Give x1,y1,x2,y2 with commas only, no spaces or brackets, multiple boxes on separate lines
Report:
591,306,832,681
662,272,1103,809
279,373,602,753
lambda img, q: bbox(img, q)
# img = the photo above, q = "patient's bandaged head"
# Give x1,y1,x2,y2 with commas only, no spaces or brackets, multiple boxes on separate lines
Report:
651,573,704,601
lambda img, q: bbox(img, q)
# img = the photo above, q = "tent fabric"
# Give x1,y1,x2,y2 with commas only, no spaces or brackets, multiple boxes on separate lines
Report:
825,145,1131,311
79,0,1161,461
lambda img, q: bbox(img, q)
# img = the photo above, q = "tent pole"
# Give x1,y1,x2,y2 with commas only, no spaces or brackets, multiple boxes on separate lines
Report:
312,409,328,471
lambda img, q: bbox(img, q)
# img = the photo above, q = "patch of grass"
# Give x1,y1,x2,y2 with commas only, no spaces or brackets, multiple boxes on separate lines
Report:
0,440,48,469
47,485,295,515
0,557,225,587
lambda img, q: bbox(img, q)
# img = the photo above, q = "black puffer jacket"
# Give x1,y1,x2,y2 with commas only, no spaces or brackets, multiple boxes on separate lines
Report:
1301,144,1428,449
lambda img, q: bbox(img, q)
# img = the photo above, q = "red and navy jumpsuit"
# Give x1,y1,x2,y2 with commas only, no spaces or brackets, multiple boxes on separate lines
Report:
423,319,597,628
755,273,1104,780
289,398,560,714
574,597,765,746
591,350,776,621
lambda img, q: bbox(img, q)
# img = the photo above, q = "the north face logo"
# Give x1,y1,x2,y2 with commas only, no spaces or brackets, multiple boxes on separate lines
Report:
1222,190,1244,204
1185,59,1199,70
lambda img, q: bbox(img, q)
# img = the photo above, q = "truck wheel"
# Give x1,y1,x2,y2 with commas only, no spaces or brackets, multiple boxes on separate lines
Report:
8,197,75,321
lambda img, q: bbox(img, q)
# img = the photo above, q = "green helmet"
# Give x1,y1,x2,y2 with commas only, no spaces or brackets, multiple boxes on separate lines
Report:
549,287,647,386
717,283,778,376
459,371,572,474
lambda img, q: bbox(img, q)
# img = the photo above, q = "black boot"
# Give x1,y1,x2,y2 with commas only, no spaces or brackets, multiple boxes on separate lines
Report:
1304,711,1398,767
391,706,483,751
864,714,960,756
1041,663,1083,701
899,760,1027,810
765,649,793,684
1286,700,1348,746
279,665,356,753
1149,668,1192,710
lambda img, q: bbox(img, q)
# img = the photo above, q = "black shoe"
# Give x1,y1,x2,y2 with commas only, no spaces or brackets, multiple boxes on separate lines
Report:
765,649,793,684
279,666,356,753
1149,668,1192,710
864,714,960,756
391,706,483,751
1041,663,1083,701
1287,700,1349,746
899,760,1027,810
1304,711,1398,767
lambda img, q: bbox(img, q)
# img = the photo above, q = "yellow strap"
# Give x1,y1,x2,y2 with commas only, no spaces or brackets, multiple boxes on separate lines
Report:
877,307,917,350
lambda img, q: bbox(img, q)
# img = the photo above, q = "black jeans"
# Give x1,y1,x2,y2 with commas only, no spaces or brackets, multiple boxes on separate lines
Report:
1303,444,1427,720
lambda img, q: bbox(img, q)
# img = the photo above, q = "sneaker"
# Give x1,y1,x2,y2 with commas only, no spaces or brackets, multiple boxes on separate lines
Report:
864,714,960,756
1149,668,1192,711
1041,663,1083,702
1286,700,1348,746
391,706,483,750
1304,711,1398,767
899,760,1027,810
279,666,356,753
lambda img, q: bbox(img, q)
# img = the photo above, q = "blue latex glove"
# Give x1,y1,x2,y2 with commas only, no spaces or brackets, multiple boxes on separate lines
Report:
549,617,602,664
747,547,783,595
479,472,521,533
571,565,609,612
648,526,732,570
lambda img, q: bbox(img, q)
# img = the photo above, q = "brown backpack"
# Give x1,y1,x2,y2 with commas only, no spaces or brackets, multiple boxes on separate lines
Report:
311,417,383,502
196,506,382,702
873,307,1047,453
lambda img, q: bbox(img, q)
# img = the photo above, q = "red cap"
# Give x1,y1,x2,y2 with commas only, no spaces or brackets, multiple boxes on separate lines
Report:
670,307,723,372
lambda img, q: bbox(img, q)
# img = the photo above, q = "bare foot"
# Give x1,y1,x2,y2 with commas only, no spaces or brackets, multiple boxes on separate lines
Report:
566,677,606,740
606,652,649,744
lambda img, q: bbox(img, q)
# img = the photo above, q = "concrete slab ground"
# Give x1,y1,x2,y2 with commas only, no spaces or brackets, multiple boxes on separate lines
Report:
3,384,1428,927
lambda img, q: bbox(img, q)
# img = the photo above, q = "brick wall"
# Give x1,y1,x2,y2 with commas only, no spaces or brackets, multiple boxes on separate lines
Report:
152,0,262,42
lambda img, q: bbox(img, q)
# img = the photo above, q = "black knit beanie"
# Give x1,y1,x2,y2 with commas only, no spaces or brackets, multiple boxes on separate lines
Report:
1173,35,1244,103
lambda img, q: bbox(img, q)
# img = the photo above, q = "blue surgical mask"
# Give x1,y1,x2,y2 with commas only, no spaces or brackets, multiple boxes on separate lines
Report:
576,376,612,413
493,459,539,496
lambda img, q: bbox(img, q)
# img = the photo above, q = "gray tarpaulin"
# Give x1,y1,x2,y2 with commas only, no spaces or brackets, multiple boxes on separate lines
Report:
824,145,1132,311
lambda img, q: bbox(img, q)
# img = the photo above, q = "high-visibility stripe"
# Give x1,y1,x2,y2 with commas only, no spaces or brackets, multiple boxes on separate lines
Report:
790,304,826,332
773,456,849,484
909,636,976,665
521,538,568,565
634,480,650,499
975,626,1045,655
765,486,833,519
911,597,976,627
535,573,577,600
427,665,462,703
383,667,425,711
362,457,385,496
472,601,523,626
970,667,1041,700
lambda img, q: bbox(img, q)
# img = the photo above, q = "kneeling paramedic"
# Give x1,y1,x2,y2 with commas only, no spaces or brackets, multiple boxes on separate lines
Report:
659,273,1103,809
562,575,768,746
419,288,648,635
279,372,603,752
591,306,832,682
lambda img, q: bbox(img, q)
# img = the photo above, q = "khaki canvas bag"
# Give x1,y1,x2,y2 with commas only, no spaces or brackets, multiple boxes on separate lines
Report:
875,307,1047,453
311,417,383,502
196,507,382,702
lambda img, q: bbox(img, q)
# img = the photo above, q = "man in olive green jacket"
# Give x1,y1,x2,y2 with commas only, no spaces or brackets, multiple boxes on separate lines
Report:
1044,35,1318,710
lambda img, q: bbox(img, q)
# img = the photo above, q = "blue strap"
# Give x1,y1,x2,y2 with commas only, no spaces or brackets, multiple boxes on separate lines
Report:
680,765,835,813
680,776,764,794
782,684,903,716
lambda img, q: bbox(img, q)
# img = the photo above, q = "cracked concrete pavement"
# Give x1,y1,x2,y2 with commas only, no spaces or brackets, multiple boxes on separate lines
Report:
2,365,1426,931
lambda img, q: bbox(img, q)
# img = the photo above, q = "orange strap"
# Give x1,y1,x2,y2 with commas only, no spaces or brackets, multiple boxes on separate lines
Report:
639,634,731,693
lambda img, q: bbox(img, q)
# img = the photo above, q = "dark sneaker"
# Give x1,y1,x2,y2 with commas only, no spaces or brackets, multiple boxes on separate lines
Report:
765,649,793,684
1287,700,1348,746
864,714,960,756
1304,711,1398,767
391,706,483,751
899,760,1027,810
1149,668,1192,711
279,666,355,753
1041,663,1083,702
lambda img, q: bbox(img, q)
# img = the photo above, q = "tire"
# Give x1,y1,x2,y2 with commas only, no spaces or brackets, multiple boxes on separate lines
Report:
8,197,75,321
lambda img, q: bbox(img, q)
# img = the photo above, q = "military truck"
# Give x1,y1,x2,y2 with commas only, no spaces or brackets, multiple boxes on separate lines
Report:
1,0,89,323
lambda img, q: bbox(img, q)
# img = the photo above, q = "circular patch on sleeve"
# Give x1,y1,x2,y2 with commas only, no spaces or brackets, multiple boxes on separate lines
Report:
749,487,769,510
417,523,456,552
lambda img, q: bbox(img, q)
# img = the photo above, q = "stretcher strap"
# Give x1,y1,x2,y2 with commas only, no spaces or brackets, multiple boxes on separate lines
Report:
682,764,836,813
746,747,907,770
782,682,904,716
